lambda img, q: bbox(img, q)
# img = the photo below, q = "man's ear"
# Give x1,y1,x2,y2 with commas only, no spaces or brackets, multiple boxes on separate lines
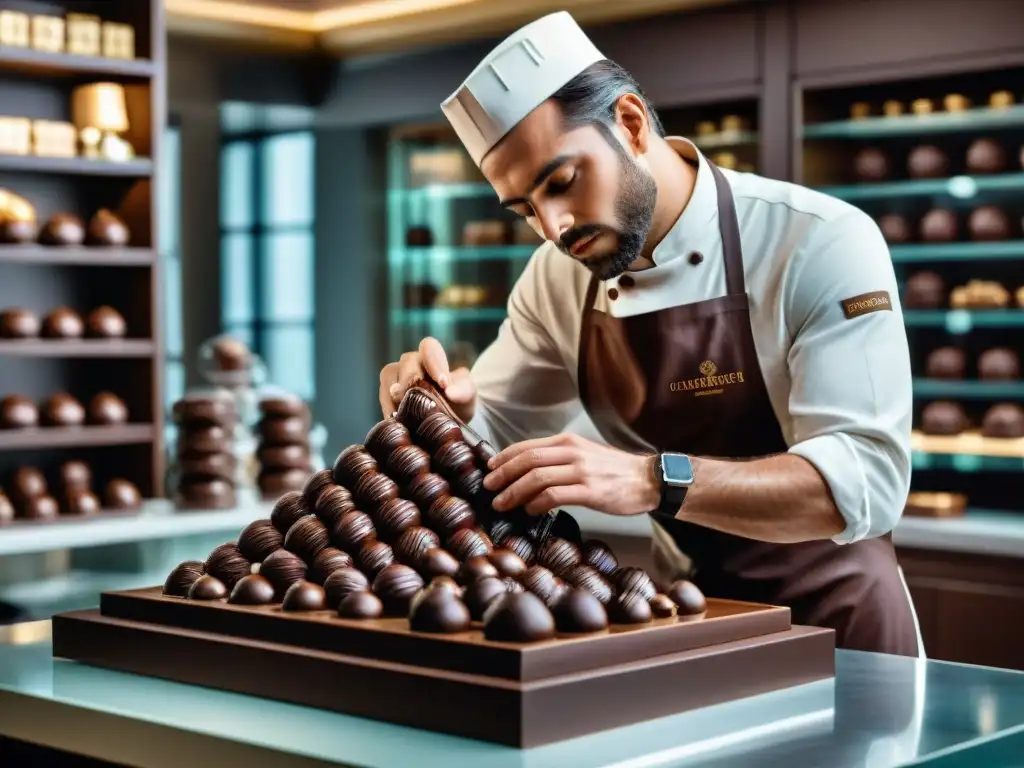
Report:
614,93,650,155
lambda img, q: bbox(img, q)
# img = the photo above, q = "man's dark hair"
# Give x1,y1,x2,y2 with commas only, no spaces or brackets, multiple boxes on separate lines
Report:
549,60,665,143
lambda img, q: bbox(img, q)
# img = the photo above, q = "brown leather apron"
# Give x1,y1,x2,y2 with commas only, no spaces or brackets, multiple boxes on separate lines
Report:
577,160,921,657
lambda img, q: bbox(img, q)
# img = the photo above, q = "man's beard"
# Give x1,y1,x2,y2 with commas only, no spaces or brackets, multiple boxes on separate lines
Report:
559,147,657,281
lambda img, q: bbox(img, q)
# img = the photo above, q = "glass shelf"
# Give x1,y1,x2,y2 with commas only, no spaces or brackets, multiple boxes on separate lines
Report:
692,130,758,150
912,451,1024,473
913,379,1024,399
889,241,1024,263
388,245,537,264
804,104,1024,139
816,172,1024,201
903,309,1024,333
391,307,507,324
388,182,494,203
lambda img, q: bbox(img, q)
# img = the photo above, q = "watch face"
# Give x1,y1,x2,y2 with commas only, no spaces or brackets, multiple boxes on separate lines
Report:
662,453,694,485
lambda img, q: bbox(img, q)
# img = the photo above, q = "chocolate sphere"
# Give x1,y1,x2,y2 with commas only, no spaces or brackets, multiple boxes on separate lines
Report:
87,209,129,246
41,393,85,427
488,548,527,580
11,466,47,501
650,593,678,618
331,510,377,553
488,518,517,544
978,348,1020,381
0,395,38,429
433,441,476,481
0,308,39,338
521,565,563,607
324,566,370,608
416,412,463,453
259,468,311,498
0,491,11,525
853,148,889,181
302,469,334,510
538,538,581,578
314,484,356,528
104,478,140,509
386,444,431,483
332,445,378,487
373,563,425,614
483,591,556,642
283,515,330,562
395,389,438,431
426,496,475,536
582,539,619,576
237,519,284,562
878,214,912,244
921,401,969,436
22,494,58,520
966,138,1007,174
357,539,395,578
609,590,654,624
257,443,310,470
405,472,450,512
904,271,946,309
40,213,84,245
259,549,308,598
173,394,237,428
982,403,1024,438
908,145,949,179
448,527,492,562
310,546,353,584
178,453,237,483
419,547,460,580
920,209,959,243
65,489,100,516
88,392,128,425
189,575,228,601
457,556,500,586
566,565,614,604
41,307,84,338
394,525,440,566
613,567,657,601
553,588,609,633
667,579,708,615
409,588,472,633
177,478,235,510
205,543,252,589
282,580,327,612
925,347,966,379
375,497,420,541
211,337,250,371
259,396,308,420
338,590,383,619
968,206,1012,241
59,460,91,493
178,424,230,454
229,574,276,605
501,535,536,565
85,306,127,338
501,576,525,593
163,560,205,596
454,468,484,499
365,418,413,464
257,416,307,445
270,491,310,534
464,575,509,621
354,471,399,511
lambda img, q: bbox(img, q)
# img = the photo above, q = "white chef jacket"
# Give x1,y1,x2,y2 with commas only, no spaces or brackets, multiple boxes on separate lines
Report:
467,136,913,545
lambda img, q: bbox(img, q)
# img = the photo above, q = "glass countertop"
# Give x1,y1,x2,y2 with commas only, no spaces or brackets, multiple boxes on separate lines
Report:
0,625,1022,767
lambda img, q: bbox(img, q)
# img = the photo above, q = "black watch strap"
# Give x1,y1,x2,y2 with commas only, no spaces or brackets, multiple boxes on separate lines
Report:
656,454,689,516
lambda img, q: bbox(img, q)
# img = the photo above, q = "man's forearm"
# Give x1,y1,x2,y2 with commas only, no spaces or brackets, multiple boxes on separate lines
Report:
675,454,847,543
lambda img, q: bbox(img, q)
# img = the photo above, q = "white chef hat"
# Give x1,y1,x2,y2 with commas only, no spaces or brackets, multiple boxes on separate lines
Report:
441,11,606,167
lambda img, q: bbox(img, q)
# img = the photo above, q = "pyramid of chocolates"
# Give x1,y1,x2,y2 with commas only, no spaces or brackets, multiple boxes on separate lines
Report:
172,391,238,509
256,396,314,499
163,383,706,642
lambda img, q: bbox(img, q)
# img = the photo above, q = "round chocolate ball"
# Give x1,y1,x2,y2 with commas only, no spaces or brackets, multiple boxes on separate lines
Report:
521,565,563,608
365,418,413,465
409,588,472,634
1,395,38,429
188,575,228,601
501,576,525,593
566,565,614,604
372,563,424,614
394,525,441,567
354,471,399,512
416,412,464,453
65,489,101,516
257,443,310,470
260,469,312,500
211,337,250,371
332,444,378,488
395,389,438,431
537,538,581,578
925,347,966,379
878,213,912,244
257,416,308,445
552,588,609,633
85,306,127,338
163,560,205,597
103,478,141,509
178,424,230,455
237,519,284,562
978,348,1020,381
0,308,39,338
453,468,485,499
457,555,500,586
310,546,353,584
920,209,959,243
259,395,308,420
581,539,619,576
966,138,1007,174
426,496,475,537
908,145,949,179
650,593,678,618
282,580,327,612
921,401,970,436
302,469,335,511
609,589,654,624
357,539,395,579
375,497,421,541
338,590,383,619
330,510,377,553
386,444,431,484
488,548,527,580
483,591,556,642
259,548,308,598
419,547,460,580
11,466,47,502
324,566,371,608
314,484,356,528
853,147,889,181
501,535,536,566
982,403,1024,438
41,307,84,338
904,271,946,309
968,206,1012,241
87,392,128,425
405,472,450,512
41,393,85,427
270,491,311,534
433,441,477,482
87,209,130,246
448,527,493,562
667,579,708,615
40,213,85,245
487,518,517,545
177,478,236,510
173,395,236,428
229,574,276,605
283,515,330,562
205,542,252,590
22,494,59,520
613,567,657,601
59,460,92,493
464,575,509,621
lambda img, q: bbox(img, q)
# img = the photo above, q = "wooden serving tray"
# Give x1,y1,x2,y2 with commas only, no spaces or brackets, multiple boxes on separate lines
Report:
52,589,835,747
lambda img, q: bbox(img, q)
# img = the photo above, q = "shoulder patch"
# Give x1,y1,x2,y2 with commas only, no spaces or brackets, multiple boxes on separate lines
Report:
841,291,892,319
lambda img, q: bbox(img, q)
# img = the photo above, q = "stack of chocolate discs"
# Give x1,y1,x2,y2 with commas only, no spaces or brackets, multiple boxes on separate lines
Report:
172,389,238,509
256,395,313,500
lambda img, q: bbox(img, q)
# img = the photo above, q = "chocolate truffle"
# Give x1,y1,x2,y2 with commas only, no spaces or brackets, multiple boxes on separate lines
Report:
11,466,47,502
966,138,1007,174
179,425,231,455
177,478,236,509
488,518,517,544
924,347,966,379
908,145,949,179
59,461,91,493
433,441,476,481
982,403,1024,438
259,468,310,498
566,565,614,604
921,401,969,436
357,539,395,578
853,147,889,181
257,443,310,470
904,271,946,309
259,396,308,419
419,547,460,579
40,213,85,245
920,209,959,243
104,478,141,509
258,416,308,445
330,510,376,553
354,471,399,511
582,539,619,576
375,497,420,541
521,565,562,607
386,444,431,483
41,307,83,338
229,574,276,605
310,546,353,584
271,492,312,536
501,535,536,565
338,590,383,619
409,588,472,634
395,389,438,431
237,519,283,562
372,563,424,614
968,206,1012,241
483,591,556,642
282,580,327,612
448,527,492,561
211,337,250,371
87,209,130,246
0,491,11,525
426,496,475,536
667,579,708,615
314,484,356,528
464,575,509,621
41,393,85,427
878,214,912,244
538,538,581,578
188,574,228,601
454,468,484,499
259,548,308,597
0,308,40,338
324,566,370,608
205,543,252,589
488,549,527,579
650,593,678,618
978,348,1021,381
553,588,609,633
163,560,205,596
609,590,653,624
87,392,128,425
394,525,440,566
302,469,335,510
85,306,127,338
22,494,58,520
423,575,462,599
365,419,412,464
65,489,100,516
283,515,330,562
0,395,38,429
405,472,450,512
416,412,464,453
457,555,500,586
501,576,525,593
613,567,657,601
332,445,379,488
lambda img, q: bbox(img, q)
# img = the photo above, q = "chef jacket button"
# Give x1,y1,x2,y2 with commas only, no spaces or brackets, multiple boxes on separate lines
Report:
607,288,619,301
619,274,635,288
688,251,704,265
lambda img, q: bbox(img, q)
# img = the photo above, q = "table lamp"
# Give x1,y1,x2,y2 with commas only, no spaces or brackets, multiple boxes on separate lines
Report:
71,82,134,161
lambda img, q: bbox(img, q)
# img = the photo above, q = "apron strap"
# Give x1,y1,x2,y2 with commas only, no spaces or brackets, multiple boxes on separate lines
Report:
706,160,746,297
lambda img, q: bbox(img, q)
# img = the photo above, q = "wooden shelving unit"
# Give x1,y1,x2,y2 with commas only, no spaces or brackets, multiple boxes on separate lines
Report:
0,0,165,521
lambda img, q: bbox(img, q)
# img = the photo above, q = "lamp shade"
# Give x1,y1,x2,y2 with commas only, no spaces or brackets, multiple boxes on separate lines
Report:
71,82,128,132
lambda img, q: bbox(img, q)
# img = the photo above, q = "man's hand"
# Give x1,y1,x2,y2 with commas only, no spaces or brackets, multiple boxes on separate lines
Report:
483,433,660,516
378,336,477,422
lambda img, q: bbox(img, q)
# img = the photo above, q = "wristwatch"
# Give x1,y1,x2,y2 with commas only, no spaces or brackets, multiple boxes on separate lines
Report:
655,452,694,515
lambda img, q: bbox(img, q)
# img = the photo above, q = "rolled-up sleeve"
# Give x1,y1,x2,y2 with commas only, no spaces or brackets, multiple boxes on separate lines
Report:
783,208,913,543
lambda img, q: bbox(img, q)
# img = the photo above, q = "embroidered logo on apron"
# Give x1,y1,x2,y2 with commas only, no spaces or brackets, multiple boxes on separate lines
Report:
669,359,745,397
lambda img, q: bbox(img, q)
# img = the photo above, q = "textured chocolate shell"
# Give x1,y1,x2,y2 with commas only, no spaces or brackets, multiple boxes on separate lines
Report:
501,535,536,565
613,567,657,601
302,469,335,510
395,389,438,431
365,419,412,464
521,565,562,607
426,496,475,537
415,411,463,453
393,525,440,566
330,510,377,553
538,537,581,578
372,563,425,614
581,539,619,576
386,444,432,483
259,548,308,598
566,565,614,604
163,560,205,597
310,546,354,584
314,484,357,528
324,566,370,608
454,468,485,499
332,445,378,488
375,497,421,541
433,440,476,480
357,539,395,578
405,472,450,512
204,543,252,589
270,491,311,534
283,515,331,562
354,471,399,511
448,527,493,562
487,518,517,544
608,589,654,624
237,519,283,562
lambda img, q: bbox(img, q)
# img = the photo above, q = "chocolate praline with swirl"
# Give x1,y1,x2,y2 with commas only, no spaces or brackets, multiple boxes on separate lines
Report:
405,472,450,512
259,548,308,598
608,589,653,624
358,539,395,579
372,563,425,614
415,411,463,453
163,560,205,596
302,469,335,510
330,510,376,553
310,546,354,584
613,567,657,601
566,565,614,604
365,418,412,464
324,566,370,608
387,444,432,483
395,389,437,431
332,445,378,488
448,527,492,562
538,538,582,578
354,471,399,512
582,539,619,576
501,535,536,565
375,497,420,541
204,542,252,589
314,484,357,528
237,519,284,562
270,491,311,534
433,440,476,481
283,515,331,562
393,525,440,566
521,565,563,607
426,495,475,537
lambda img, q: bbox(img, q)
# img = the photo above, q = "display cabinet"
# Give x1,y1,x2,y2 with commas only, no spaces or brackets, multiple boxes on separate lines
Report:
660,97,761,175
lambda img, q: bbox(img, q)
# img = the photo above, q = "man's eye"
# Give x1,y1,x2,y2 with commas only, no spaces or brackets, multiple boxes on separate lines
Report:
547,173,575,195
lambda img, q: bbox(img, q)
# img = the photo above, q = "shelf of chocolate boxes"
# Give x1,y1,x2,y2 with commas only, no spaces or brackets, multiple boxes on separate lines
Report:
0,461,141,526
163,392,706,641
